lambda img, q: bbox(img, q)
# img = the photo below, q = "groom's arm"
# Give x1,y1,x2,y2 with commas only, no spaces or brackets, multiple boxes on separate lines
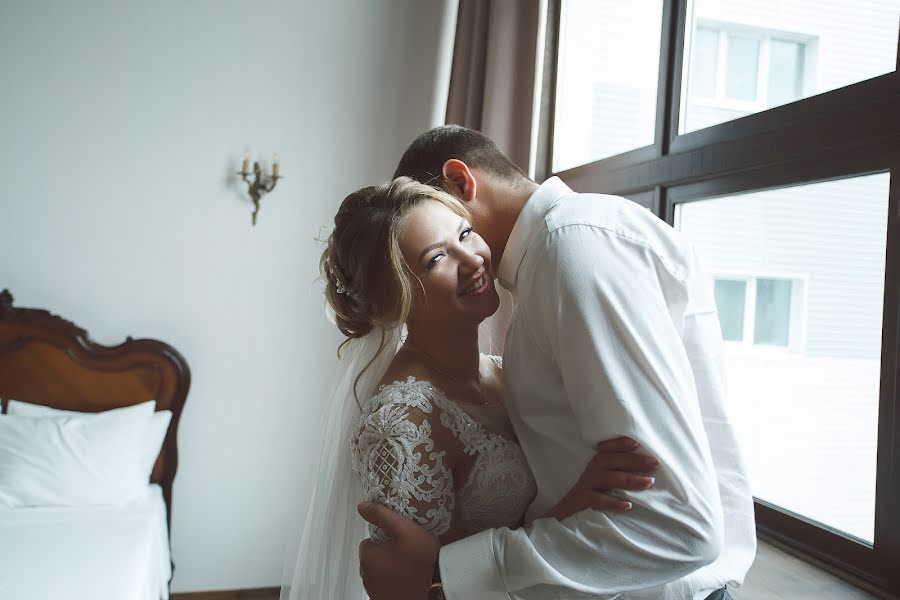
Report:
438,224,724,599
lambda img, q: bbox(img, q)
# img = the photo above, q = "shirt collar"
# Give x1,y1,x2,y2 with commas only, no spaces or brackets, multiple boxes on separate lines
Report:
497,176,573,291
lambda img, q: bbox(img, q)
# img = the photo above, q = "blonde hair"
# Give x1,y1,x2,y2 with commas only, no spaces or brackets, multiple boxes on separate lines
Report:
321,177,470,400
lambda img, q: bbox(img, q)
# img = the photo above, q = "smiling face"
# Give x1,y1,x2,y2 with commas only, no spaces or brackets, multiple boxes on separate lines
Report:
400,199,501,327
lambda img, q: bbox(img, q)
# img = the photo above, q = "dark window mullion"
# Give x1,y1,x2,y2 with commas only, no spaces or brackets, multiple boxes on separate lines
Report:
534,0,561,183
875,160,900,595
555,144,660,196
561,80,899,198
670,71,899,155
654,0,681,158
663,144,897,210
667,0,689,151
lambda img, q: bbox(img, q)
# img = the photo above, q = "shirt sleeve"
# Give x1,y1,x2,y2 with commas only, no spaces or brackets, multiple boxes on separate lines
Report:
352,387,458,542
440,224,725,599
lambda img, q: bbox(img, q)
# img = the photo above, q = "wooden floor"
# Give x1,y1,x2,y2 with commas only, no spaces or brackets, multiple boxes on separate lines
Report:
732,540,881,600
171,541,885,600
171,588,279,600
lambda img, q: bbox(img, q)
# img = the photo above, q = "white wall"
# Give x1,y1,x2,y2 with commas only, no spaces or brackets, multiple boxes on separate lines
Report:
0,0,455,592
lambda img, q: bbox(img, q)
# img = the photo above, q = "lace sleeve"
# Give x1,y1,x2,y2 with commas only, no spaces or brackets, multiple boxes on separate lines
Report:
351,381,456,543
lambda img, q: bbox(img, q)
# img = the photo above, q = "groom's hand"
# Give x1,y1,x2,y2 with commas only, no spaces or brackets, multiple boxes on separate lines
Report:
357,501,439,600
540,436,658,522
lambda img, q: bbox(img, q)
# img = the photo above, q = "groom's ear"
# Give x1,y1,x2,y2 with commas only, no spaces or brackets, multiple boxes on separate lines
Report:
441,159,478,203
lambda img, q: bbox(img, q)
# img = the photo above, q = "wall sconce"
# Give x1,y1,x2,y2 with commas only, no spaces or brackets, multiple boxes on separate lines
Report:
239,152,281,226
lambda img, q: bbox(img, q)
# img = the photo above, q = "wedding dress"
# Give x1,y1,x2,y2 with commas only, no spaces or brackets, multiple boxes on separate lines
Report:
280,328,536,600
351,357,537,542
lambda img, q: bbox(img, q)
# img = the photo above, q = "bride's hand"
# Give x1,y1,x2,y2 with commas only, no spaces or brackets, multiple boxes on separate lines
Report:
540,437,658,522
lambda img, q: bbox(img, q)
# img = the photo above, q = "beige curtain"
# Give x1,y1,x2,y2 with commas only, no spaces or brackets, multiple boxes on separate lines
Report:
445,0,544,353
446,0,543,174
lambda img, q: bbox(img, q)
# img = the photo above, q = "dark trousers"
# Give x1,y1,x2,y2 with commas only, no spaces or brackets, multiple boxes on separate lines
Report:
704,587,731,600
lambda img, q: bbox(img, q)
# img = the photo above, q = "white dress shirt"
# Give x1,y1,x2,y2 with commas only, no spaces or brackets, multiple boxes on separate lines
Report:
438,177,756,599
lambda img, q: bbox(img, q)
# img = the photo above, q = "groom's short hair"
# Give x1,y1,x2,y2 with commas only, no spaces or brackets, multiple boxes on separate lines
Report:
393,125,529,188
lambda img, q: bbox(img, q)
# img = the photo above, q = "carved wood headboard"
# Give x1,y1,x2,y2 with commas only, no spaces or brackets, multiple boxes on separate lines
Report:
0,289,191,543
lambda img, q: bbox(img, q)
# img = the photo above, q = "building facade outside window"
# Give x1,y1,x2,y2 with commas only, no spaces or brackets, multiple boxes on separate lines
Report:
685,23,815,131
713,275,807,349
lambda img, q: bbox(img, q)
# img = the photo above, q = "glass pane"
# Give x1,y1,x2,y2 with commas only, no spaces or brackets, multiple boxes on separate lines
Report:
754,278,792,345
553,0,664,171
680,0,900,133
725,36,759,101
689,28,719,98
714,279,747,341
768,39,803,106
676,172,890,543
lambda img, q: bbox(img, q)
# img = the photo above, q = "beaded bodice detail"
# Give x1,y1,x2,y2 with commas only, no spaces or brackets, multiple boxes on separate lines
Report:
350,361,536,542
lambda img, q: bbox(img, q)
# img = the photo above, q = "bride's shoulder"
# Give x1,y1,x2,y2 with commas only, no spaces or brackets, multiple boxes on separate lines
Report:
363,357,440,413
370,376,434,406
356,364,460,455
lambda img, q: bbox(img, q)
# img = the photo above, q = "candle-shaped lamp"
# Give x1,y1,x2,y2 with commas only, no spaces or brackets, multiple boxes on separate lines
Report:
237,149,281,226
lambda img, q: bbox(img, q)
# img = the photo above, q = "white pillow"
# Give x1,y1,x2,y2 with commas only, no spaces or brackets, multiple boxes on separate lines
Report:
5,400,171,480
0,401,156,507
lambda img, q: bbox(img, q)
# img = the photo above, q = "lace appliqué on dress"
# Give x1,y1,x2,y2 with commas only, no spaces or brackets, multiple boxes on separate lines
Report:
434,369,536,534
456,440,535,534
351,378,454,542
351,360,536,543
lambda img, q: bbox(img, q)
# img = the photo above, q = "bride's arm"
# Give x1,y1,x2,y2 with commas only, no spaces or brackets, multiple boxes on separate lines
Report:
352,388,465,542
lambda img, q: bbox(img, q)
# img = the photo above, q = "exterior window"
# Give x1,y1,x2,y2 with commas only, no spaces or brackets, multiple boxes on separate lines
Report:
754,277,792,346
768,39,804,105
712,276,804,349
725,35,761,101
680,0,899,134
688,25,809,111
678,173,890,544
713,279,746,341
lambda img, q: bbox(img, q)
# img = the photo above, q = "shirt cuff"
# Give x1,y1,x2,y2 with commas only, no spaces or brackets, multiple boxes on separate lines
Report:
439,529,510,600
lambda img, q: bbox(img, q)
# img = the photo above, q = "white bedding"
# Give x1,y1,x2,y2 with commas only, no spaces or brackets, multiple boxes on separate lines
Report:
0,484,171,600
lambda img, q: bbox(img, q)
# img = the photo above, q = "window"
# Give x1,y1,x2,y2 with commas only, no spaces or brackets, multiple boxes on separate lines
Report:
768,39,804,105
713,275,805,349
714,278,746,340
540,0,900,592
689,25,809,104
753,277,793,346
552,0,664,171
725,35,760,101
680,0,899,134
678,175,889,545
684,24,813,132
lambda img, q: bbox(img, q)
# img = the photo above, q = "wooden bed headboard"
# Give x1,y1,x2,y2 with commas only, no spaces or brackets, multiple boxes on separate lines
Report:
0,289,190,539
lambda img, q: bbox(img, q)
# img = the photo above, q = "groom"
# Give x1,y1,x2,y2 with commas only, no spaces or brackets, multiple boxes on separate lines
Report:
358,125,756,599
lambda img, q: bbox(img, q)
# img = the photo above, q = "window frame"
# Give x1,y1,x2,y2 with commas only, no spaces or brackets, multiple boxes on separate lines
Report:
537,0,900,594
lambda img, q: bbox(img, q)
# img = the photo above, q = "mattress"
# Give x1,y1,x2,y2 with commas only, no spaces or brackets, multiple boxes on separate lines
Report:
0,484,171,600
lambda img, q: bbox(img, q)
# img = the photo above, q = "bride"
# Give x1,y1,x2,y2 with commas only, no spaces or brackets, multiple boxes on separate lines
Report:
281,177,658,599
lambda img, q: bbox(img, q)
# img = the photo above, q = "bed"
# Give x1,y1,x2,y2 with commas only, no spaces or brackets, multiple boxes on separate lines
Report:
0,289,190,600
